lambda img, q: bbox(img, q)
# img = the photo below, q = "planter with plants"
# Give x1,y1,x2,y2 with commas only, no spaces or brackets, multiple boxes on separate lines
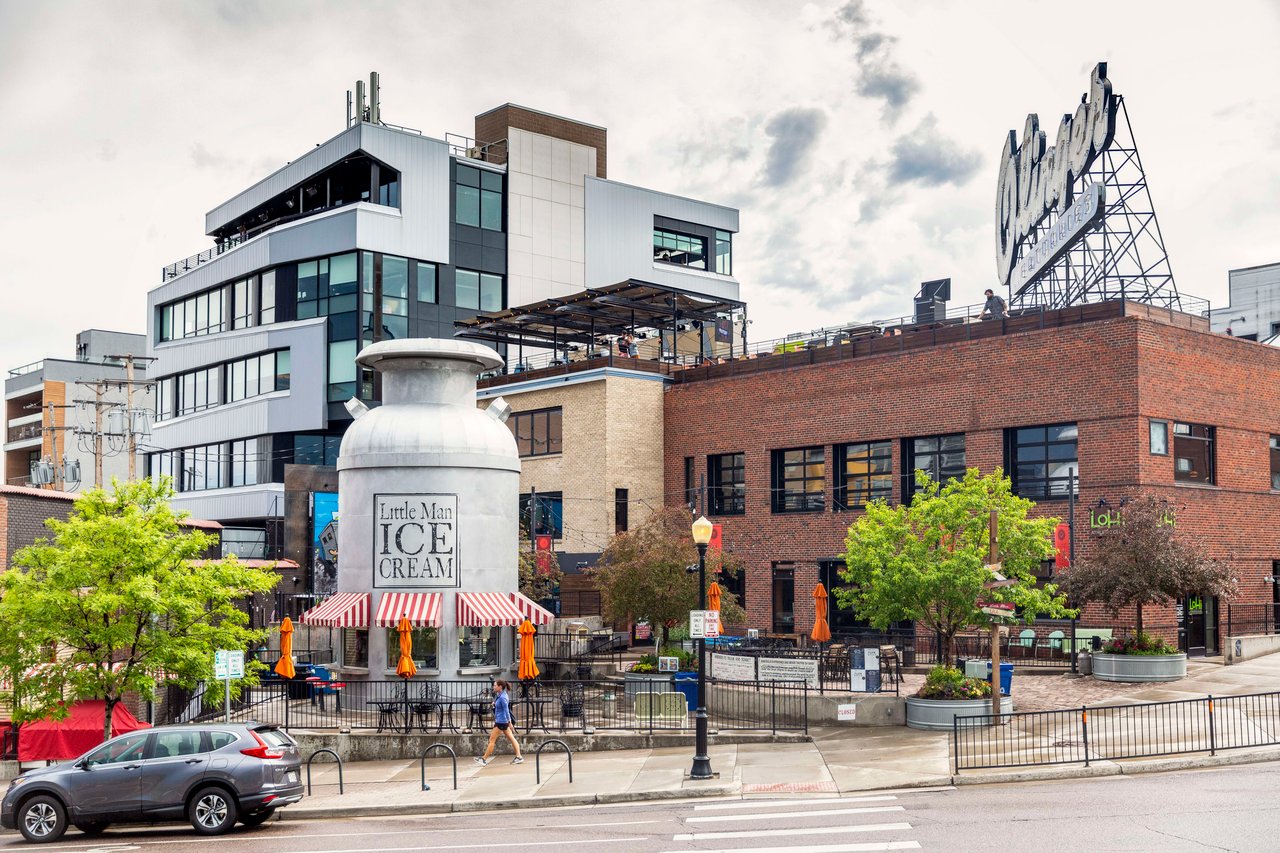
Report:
623,654,674,700
1091,632,1186,682
905,665,1014,730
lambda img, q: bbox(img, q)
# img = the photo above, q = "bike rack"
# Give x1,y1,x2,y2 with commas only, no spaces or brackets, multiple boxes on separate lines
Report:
306,748,343,796
420,742,458,791
535,739,573,784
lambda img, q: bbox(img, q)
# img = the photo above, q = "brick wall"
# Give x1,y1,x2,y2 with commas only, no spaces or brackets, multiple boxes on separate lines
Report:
474,104,607,178
664,314,1280,641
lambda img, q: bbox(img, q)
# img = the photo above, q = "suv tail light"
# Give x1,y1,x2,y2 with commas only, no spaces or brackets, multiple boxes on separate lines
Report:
241,729,285,760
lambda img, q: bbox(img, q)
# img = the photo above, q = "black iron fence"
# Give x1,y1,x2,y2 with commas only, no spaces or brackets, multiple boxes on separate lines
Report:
953,691,1280,772
1226,603,1280,637
532,631,626,672
713,644,901,696
162,676,808,735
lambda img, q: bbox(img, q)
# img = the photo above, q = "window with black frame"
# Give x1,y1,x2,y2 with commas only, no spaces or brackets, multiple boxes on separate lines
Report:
653,227,707,269
1006,423,1079,499
519,492,563,539
455,164,503,231
772,447,825,513
708,452,745,515
1173,422,1215,484
507,407,562,458
772,563,795,633
903,434,965,497
834,441,892,509
1271,436,1280,490
684,456,697,511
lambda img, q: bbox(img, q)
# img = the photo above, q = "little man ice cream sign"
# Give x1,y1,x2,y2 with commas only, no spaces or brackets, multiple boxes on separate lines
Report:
374,493,459,588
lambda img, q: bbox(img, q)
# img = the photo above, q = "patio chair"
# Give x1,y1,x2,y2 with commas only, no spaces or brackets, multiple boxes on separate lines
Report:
1016,629,1037,658
559,683,586,730
1038,630,1066,659
412,684,443,731
310,665,345,710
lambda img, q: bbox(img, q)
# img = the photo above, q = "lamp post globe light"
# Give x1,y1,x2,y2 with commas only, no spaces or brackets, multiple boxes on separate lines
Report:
690,515,715,780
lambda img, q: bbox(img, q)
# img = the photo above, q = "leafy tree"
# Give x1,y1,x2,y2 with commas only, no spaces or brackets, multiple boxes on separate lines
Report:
591,507,746,648
839,469,1074,664
0,479,279,741
1066,494,1235,636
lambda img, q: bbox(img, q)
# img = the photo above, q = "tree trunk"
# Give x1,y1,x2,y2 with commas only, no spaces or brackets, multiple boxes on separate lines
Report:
941,631,956,668
102,696,117,743
1136,601,1144,637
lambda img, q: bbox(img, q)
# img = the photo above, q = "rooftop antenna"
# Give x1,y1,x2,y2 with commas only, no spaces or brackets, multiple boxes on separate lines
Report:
346,88,353,127
369,71,380,124
355,79,366,123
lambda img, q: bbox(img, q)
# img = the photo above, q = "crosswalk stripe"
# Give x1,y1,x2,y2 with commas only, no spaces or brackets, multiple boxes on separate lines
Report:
693,795,899,811
660,842,921,853
687,805,905,824
673,821,912,841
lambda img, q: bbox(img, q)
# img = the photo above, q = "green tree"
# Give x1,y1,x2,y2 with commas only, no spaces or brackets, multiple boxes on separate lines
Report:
591,507,746,648
838,469,1074,664
1066,494,1235,635
0,479,279,741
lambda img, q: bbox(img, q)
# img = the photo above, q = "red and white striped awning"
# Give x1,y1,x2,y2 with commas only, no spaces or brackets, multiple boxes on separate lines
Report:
508,592,554,625
456,591,526,627
300,592,370,628
374,592,443,628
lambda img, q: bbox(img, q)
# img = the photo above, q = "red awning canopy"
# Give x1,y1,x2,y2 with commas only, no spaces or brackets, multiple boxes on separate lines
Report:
299,592,370,628
508,591,554,625
19,700,150,762
374,592,443,628
457,592,526,627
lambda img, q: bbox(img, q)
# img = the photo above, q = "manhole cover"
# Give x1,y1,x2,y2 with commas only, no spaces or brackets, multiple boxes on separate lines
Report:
742,782,838,793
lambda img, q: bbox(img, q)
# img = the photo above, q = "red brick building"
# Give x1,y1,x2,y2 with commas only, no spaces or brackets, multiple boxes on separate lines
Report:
664,301,1280,656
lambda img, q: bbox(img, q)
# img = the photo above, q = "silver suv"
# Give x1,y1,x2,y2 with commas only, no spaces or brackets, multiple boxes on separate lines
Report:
1,721,303,843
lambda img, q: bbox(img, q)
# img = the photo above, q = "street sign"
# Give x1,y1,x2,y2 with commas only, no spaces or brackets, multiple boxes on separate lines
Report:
214,649,244,681
979,602,1015,619
689,610,721,639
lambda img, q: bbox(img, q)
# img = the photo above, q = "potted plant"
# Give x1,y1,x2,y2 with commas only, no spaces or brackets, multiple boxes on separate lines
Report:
904,666,1013,730
838,470,1074,729
1067,495,1236,683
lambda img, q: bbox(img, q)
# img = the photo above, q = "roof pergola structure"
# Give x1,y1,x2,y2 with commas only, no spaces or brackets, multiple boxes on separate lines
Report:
453,279,746,372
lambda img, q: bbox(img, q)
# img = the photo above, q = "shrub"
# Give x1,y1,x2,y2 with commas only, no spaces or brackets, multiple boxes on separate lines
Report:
1101,632,1179,656
917,665,992,700
630,654,657,674
660,645,697,672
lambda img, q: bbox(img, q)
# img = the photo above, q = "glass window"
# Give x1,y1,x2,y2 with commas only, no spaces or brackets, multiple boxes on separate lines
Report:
771,447,825,513
86,734,149,766
480,183,503,231
231,278,252,329
456,270,480,310
387,627,438,669
230,437,265,487
456,184,480,228
684,456,697,511
507,407,562,457
653,227,707,269
329,253,358,296
259,270,275,324
151,730,203,759
298,260,320,302
160,305,172,342
904,434,966,497
343,628,369,669
708,452,745,516
207,731,237,751
479,273,503,312
1007,424,1079,499
835,441,893,509
715,230,732,275
1173,422,1215,485
276,350,291,391
615,488,628,533
155,377,173,422
416,262,437,303
519,491,563,539
460,626,498,667
1271,436,1280,490
382,256,408,299
771,564,795,634
1150,420,1169,455
328,340,358,402
294,435,322,466
176,367,219,416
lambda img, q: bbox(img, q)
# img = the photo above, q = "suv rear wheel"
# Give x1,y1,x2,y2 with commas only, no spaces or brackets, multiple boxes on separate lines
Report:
240,807,276,827
188,786,238,835
17,795,68,843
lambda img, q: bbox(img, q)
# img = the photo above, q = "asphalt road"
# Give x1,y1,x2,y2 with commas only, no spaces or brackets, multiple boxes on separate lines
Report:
5,762,1280,852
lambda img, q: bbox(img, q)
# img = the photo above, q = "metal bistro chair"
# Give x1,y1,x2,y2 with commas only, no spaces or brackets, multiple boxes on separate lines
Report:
466,689,492,731
559,683,586,731
412,684,444,732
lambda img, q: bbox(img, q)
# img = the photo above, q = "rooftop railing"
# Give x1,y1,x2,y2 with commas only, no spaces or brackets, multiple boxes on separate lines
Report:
161,234,246,282
7,360,43,378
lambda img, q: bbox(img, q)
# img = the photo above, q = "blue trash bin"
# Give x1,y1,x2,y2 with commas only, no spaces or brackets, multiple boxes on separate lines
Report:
673,671,699,708
987,662,1014,696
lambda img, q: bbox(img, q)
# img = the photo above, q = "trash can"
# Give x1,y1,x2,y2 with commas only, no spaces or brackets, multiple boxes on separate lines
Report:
986,662,1014,696
673,671,699,708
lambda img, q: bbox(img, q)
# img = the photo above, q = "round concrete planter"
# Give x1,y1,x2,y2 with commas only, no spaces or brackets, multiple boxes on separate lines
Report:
1091,652,1186,682
623,671,674,700
905,696,1013,731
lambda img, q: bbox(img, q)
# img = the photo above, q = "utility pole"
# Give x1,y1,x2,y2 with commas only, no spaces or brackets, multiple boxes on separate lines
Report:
125,355,137,481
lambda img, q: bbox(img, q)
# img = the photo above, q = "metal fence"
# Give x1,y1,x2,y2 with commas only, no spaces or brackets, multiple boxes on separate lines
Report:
163,676,808,735
1226,603,1280,637
953,691,1280,772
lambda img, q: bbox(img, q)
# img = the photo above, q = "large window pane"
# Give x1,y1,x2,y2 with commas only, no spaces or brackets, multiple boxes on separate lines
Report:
709,452,745,515
329,340,358,384
836,441,893,509
905,433,966,497
479,273,503,312
653,227,707,269
772,447,825,513
417,262,437,303
456,185,480,227
507,408,562,458
1173,422,1215,484
383,255,408,299
1007,423,1078,499
456,270,480,310
329,253,358,296
480,189,502,231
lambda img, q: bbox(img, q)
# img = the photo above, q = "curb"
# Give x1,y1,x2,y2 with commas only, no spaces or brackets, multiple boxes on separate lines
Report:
281,782,739,821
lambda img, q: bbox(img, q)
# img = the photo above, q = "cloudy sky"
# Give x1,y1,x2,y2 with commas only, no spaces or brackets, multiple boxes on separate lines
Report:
2,1,1279,371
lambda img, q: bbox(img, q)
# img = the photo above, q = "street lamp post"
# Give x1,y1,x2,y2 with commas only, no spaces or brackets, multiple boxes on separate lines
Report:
690,515,714,780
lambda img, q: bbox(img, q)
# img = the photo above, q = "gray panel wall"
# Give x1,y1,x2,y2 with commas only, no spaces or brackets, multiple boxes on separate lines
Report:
171,484,285,524
584,177,740,301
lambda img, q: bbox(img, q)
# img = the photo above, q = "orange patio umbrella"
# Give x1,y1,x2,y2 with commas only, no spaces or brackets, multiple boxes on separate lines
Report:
395,616,417,679
707,581,722,613
517,619,540,681
273,617,296,679
810,583,832,644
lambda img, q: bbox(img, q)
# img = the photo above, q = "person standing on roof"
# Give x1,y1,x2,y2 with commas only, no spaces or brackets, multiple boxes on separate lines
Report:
980,288,1008,320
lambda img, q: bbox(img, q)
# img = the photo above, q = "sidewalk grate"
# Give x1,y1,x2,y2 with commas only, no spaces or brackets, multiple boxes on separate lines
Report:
742,781,838,793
